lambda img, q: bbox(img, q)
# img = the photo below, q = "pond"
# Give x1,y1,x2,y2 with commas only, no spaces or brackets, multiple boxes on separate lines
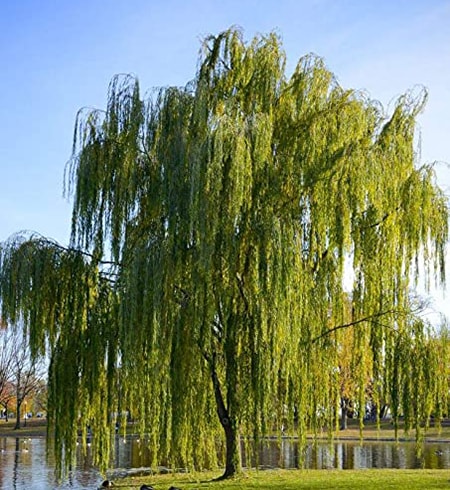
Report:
1,436,449,489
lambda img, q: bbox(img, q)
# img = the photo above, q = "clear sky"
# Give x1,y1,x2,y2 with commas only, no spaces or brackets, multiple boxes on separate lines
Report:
1,0,449,319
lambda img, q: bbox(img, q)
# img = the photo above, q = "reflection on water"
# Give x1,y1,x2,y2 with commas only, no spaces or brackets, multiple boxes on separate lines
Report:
245,438,450,470
1,435,449,489
0,437,100,490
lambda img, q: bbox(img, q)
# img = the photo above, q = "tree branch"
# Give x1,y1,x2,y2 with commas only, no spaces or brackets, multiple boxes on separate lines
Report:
309,308,411,344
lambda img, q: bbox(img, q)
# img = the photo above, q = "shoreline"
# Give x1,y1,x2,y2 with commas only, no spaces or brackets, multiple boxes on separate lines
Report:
3,418,450,443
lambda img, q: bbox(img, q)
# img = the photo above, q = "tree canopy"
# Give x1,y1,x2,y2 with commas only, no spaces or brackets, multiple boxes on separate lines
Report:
0,28,448,478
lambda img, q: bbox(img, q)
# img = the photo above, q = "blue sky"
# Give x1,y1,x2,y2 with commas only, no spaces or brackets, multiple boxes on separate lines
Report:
1,0,449,318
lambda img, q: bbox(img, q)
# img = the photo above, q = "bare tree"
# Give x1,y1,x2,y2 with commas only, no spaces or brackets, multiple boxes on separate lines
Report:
0,327,15,421
11,330,46,429
0,325,46,428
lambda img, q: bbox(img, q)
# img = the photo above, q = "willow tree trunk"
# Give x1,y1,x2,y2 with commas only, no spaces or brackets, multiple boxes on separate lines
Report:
210,354,242,479
219,415,241,479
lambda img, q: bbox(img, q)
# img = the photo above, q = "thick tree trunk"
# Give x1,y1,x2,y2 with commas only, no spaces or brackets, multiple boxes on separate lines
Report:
220,417,241,479
210,353,241,479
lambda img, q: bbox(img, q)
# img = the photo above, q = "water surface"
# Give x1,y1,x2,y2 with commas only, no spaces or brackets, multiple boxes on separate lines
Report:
1,436,449,489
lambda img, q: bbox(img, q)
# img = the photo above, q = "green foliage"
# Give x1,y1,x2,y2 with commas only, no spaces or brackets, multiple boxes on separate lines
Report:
0,28,448,476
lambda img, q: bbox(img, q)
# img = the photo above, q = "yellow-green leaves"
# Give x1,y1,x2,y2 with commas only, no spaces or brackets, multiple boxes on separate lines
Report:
0,28,448,477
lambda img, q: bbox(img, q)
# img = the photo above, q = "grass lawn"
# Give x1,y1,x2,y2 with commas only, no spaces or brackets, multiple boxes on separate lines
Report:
326,419,450,442
111,469,450,489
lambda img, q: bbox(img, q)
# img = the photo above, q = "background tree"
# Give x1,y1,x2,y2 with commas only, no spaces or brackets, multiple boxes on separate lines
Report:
0,29,448,478
330,295,438,431
0,325,46,426
10,328,46,429
31,378,48,416
0,327,15,421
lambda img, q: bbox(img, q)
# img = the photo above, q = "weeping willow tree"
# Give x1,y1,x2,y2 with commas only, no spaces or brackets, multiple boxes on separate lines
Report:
0,28,449,478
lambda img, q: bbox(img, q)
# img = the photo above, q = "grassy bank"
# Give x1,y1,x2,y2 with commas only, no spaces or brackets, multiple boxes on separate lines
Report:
112,469,450,489
0,417,47,437
2,418,450,441
314,419,450,442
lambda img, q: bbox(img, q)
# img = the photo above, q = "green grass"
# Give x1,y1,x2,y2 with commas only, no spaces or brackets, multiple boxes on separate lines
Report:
112,469,450,489
0,417,47,437
328,419,450,442
2,417,450,441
